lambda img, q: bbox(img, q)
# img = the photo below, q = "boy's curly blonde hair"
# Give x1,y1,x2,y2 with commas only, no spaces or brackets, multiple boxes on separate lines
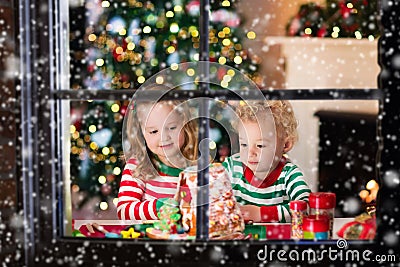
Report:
235,100,298,144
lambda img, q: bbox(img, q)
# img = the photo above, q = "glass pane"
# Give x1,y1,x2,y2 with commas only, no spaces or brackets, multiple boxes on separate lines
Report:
69,0,263,90
209,99,380,239
70,0,197,89
68,99,126,223
65,98,380,240
69,1,379,91
65,64,262,238
236,0,380,89
207,2,262,87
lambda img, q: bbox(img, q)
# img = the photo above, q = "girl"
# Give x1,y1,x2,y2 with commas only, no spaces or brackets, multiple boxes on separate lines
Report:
117,89,198,221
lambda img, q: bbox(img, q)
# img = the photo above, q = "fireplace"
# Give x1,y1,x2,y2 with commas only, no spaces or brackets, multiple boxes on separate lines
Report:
315,110,379,217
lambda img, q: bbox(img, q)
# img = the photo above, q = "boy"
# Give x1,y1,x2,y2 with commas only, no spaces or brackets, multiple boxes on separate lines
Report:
223,100,311,223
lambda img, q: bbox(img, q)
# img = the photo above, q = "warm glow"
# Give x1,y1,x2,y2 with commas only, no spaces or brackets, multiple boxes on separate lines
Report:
190,30,199,37
156,76,164,84
366,180,379,190
222,0,230,7
98,175,107,184
111,103,120,112
143,26,151,34
186,68,195,76
102,147,110,155
88,125,97,133
113,167,121,175
222,38,231,46
88,34,97,42
247,31,256,39
101,1,110,8
70,125,76,134
127,42,135,50
223,74,232,83
227,69,235,76
220,80,229,88
99,202,108,210
72,131,80,140
174,5,183,12
331,32,339,38
90,142,98,150
234,56,243,64
359,189,369,200
191,30,199,37
119,28,126,36
115,47,123,54
218,57,227,64
167,46,176,54
209,141,217,150
135,69,143,76
171,63,179,70
72,184,80,193
95,58,105,67
359,179,379,203
151,58,158,66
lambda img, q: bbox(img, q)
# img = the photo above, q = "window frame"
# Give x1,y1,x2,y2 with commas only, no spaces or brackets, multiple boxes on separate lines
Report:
15,0,399,265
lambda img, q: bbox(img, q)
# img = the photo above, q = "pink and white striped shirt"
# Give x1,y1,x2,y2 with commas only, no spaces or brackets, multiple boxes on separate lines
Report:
117,158,182,221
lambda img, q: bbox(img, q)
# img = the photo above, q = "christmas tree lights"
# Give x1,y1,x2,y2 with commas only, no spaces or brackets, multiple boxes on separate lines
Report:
286,0,379,39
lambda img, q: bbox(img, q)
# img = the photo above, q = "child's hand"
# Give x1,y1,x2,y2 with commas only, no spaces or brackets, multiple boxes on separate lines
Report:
239,205,261,222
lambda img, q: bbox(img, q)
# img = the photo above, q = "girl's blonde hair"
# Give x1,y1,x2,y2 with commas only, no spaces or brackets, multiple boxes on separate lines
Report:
235,100,298,144
125,90,198,180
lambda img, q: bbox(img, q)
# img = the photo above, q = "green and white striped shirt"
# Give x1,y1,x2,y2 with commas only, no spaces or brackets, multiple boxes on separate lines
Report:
223,153,311,223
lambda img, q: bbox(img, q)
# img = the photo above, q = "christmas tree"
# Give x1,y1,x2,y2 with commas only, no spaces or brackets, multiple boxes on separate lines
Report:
69,0,261,214
286,0,379,39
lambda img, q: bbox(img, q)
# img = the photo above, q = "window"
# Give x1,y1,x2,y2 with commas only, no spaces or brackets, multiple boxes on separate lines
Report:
10,0,400,265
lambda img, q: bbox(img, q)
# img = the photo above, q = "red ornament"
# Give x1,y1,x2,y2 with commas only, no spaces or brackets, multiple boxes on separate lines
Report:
339,1,352,18
120,105,127,115
87,64,95,73
317,26,327,37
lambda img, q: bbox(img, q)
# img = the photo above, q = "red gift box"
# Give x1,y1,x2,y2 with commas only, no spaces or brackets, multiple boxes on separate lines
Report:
265,223,291,239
